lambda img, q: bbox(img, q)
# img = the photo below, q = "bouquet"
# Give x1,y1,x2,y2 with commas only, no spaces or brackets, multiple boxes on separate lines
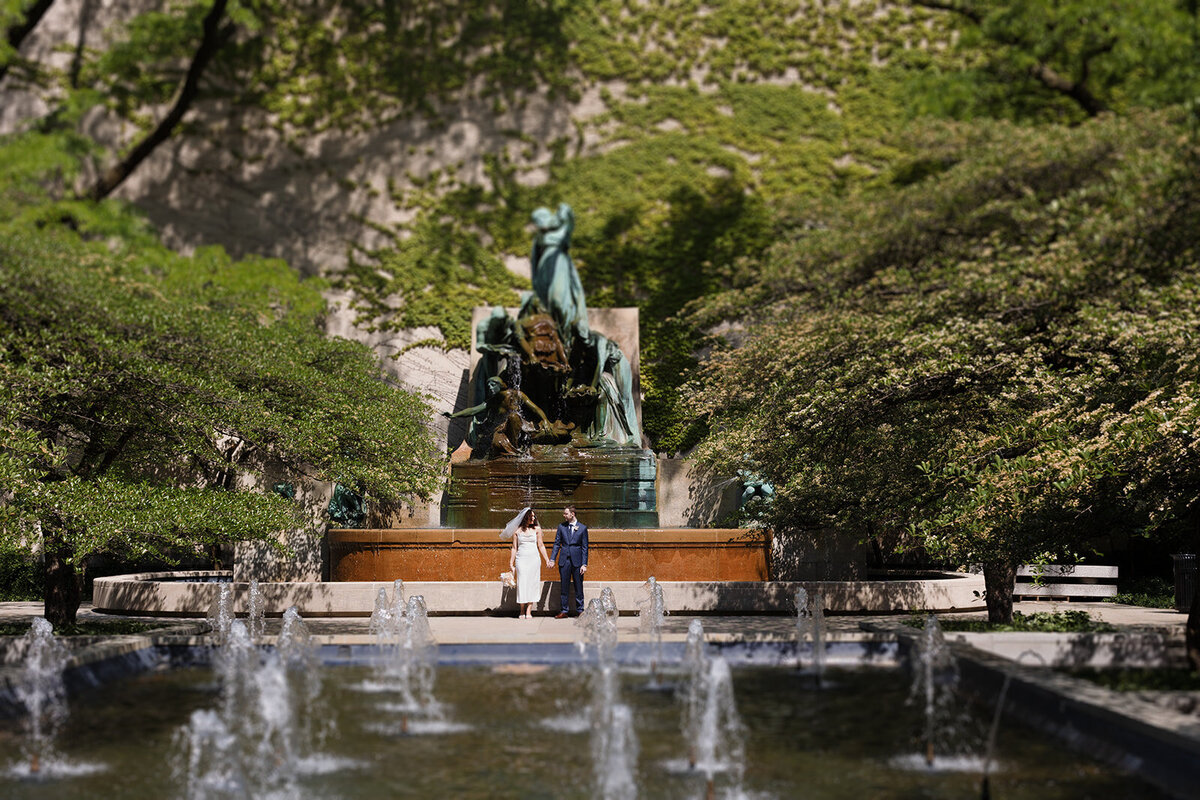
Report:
500,571,516,589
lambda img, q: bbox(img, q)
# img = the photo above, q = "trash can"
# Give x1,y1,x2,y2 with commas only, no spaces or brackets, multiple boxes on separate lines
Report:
1172,554,1197,613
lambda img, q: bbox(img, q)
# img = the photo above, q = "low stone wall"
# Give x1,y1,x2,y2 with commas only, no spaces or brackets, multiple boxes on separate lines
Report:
328,527,770,582
945,631,1171,669
954,642,1200,800
91,571,985,616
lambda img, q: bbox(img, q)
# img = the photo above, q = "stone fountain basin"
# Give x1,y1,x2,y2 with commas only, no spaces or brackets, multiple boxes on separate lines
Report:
91,570,985,616
0,638,1183,799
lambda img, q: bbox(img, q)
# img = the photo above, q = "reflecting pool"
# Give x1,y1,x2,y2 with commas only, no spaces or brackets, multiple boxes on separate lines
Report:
0,661,1164,799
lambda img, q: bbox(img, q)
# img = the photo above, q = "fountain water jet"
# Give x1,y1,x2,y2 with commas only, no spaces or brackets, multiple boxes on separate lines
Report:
177,609,345,797
246,579,266,644
388,579,405,621
638,576,668,685
691,658,746,797
13,619,69,776
367,587,393,643
276,606,330,753
365,594,449,735
591,663,639,800
893,613,987,773
795,588,827,687
913,614,955,767
173,709,244,798
206,584,234,645
179,620,297,797
600,586,618,618
213,620,258,728
578,594,618,664
680,618,707,772
675,618,745,797
580,586,638,800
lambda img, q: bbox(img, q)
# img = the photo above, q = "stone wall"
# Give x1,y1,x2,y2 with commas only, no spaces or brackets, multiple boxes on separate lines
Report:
655,456,741,528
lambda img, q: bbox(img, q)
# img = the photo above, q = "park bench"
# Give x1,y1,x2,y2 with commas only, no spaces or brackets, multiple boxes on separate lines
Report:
1013,564,1118,600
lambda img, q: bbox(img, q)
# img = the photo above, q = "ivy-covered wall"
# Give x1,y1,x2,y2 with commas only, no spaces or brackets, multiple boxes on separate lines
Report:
1,0,961,450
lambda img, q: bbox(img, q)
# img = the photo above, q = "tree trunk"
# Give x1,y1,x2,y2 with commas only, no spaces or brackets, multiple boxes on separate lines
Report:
85,0,233,200
44,536,81,628
1188,575,1200,673
982,560,1017,625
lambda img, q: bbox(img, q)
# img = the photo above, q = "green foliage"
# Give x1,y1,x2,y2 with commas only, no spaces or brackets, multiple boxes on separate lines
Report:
0,131,444,575
12,0,1199,461
86,4,221,120
0,550,40,601
687,110,1200,576
4,0,969,448
336,186,530,351
59,0,576,138
323,4,950,446
907,0,1198,121
1106,577,1176,609
247,0,573,133
906,610,1116,633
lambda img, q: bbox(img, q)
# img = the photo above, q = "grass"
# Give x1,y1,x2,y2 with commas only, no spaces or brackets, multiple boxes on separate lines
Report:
1105,576,1176,609
904,610,1117,633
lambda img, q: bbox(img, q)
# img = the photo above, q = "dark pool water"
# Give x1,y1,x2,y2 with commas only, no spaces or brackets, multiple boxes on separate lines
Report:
0,663,1165,799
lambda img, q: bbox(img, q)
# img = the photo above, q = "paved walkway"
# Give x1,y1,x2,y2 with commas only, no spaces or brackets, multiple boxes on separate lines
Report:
0,600,1186,644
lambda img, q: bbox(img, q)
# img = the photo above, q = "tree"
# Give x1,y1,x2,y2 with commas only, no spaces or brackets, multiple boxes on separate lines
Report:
686,111,1200,622
0,132,444,626
909,0,1195,122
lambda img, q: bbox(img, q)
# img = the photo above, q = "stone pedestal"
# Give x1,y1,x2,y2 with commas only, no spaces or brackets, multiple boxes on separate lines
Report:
442,444,657,528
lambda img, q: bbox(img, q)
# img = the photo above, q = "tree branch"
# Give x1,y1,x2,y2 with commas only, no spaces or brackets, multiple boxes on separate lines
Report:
1028,62,1107,117
912,0,1112,117
0,0,55,84
910,0,982,24
85,0,234,201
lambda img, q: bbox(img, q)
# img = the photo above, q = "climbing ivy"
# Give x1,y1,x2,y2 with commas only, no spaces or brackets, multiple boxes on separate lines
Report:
322,1,964,447
0,0,1037,450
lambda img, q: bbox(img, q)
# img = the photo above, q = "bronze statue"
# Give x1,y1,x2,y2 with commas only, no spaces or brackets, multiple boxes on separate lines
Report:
517,312,570,373
445,376,572,458
522,203,589,346
446,203,642,458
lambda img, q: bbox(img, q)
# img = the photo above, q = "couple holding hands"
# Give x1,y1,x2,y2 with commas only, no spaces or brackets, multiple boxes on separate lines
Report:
505,505,588,619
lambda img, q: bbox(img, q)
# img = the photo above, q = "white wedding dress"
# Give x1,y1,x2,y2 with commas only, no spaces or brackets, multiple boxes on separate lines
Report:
514,529,542,604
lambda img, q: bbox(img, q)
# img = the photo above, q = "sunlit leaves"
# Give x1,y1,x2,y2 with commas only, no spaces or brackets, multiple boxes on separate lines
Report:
0,141,443,566
688,110,1200,566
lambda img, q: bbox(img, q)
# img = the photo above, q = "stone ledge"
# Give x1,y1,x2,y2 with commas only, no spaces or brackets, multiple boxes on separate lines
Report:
327,527,759,544
953,642,1200,800
92,572,984,616
947,631,1170,669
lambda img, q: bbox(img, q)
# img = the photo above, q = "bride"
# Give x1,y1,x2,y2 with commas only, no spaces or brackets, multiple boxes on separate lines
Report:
505,507,552,619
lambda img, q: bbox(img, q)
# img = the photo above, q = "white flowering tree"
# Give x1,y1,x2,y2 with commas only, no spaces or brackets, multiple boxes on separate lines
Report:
688,112,1200,623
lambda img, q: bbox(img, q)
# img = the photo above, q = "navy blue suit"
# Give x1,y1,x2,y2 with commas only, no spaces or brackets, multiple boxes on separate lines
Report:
552,520,588,613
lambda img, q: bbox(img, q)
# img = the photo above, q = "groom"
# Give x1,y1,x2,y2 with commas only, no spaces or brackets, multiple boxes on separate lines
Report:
552,506,588,618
